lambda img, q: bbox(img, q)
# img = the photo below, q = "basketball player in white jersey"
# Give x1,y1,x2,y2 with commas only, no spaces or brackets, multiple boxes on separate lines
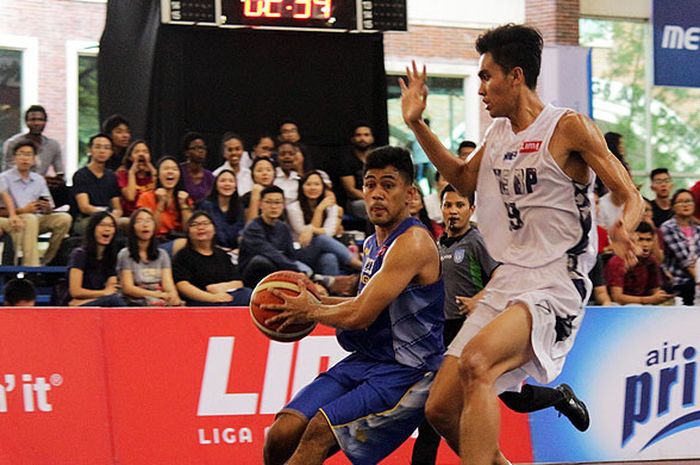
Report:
400,24,644,465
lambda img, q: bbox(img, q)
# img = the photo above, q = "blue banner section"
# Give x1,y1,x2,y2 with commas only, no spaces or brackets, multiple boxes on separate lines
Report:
528,306,700,462
653,0,700,88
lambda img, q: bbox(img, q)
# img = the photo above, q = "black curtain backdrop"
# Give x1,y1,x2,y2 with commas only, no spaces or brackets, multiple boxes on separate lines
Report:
98,1,389,175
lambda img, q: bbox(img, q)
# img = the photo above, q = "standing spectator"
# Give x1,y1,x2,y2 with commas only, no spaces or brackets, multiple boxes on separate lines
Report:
3,278,36,306
287,171,362,275
410,184,443,240
2,105,67,206
659,189,700,305
213,132,253,195
338,122,374,220
71,133,124,235
648,168,674,227
247,134,276,168
588,256,612,306
239,185,312,287
115,140,157,217
242,157,276,223
66,211,126,307
117,208,182,306
180,132,214,204
102,114,132,171
136,156,193,242
199,170,245,251
274,141,301,205
278,118,301,144
1,138,72,265
457,140,477,160
605,222,672,305
173,211,252,306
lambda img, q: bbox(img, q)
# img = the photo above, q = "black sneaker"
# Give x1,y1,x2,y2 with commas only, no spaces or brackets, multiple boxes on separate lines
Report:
554,384,590,432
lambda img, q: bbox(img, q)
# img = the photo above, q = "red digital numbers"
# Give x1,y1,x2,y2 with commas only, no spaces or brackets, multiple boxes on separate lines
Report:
243,0,332,20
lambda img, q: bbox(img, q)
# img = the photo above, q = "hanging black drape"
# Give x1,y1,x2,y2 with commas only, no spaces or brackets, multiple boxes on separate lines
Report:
98,0,388,173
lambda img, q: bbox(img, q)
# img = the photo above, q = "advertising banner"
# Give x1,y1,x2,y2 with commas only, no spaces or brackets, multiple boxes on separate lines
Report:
529,306,700,462
653,0,700,88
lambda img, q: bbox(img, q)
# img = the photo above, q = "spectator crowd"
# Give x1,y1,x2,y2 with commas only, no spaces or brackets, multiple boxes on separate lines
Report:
1,104,700,307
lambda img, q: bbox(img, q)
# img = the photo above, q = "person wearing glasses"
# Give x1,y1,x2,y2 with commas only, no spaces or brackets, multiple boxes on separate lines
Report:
659,189,700,305
172,210,251,306
649,168,674,227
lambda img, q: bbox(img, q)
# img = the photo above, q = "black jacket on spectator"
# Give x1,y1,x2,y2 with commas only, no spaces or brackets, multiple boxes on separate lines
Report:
239,217,298,271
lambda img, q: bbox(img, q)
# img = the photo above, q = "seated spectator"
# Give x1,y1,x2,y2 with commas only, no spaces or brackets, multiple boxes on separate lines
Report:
1,138,72,265
410,185,443,240
338,123,373,221
199,170,244,251
213,132,253,195
102,114,132,171
2,105,67,206
660,189,700,305
239,185,312,288
292,144,332,188
605,222,671,305
116,140,157,217
287,171,362,275
274,141,301,205
3,277,36,306
180,132,214,204
117,208,183,306
588,255,612,305
137,156,193,242
242,157,276,223
172,211,252,306
66,211,127,307
0,168,28,265
649,168,673,227
72,133,124,235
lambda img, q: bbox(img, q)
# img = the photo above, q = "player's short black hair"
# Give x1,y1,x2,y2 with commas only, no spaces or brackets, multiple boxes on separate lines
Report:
260,184,284,200
363,146,414,185
4,278,36,306
458,140,477,151
101,114,130,134
476,24,543,90
25,105,47,121
439,184,475,206
650,167,669,181
635,221,654,235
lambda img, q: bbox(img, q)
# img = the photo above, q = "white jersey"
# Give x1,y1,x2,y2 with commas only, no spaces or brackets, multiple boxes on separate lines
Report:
476,104,595,274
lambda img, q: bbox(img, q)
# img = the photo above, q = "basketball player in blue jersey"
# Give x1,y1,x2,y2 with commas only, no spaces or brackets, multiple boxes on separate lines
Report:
262,146,445,465
400,24,644,465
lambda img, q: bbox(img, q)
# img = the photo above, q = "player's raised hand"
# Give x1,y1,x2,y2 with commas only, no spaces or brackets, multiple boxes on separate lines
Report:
609,219,640,268
399,61,428,126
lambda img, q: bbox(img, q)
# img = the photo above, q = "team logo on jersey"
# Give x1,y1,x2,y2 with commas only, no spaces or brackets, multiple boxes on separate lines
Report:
519,140,543,154
503,151,517,161
454,249,465,264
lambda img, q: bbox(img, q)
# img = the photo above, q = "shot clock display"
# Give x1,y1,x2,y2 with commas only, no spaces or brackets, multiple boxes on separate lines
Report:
222,0,356,29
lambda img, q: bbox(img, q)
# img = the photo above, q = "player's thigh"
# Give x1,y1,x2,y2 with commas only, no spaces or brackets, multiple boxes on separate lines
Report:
460,302,534,381
426,355,462,417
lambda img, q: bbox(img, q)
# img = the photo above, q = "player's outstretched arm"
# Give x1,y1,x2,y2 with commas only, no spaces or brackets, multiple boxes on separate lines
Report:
560,113,644,266
265,227,439,331
399,61,482,196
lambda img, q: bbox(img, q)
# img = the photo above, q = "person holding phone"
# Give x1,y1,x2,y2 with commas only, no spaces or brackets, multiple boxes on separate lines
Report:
0,138,72,265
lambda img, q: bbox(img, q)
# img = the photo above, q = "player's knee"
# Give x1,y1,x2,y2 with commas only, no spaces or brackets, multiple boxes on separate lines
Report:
263,414,307,465
303,413,336,448
457,346,493,385
425,394,455,434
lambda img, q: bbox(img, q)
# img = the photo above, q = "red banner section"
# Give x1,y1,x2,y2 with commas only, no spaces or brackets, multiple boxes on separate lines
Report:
0,308,532,465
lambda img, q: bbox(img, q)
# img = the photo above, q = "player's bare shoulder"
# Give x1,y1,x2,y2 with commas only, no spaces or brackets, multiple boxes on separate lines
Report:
549,111,600,183
386,225,440,284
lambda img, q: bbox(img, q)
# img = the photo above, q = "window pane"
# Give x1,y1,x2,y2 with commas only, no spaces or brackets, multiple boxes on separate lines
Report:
0,49,22,147
78,54,99,167
386,75,464,191
581,18,700,188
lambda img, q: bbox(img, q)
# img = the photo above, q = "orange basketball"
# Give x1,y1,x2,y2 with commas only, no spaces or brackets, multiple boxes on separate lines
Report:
249,271,319,342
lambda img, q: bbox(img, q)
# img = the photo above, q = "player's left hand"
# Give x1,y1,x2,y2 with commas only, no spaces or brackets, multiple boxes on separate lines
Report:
399,61,428,126
609,219,640,267
456,295,477,316
263,280,315,332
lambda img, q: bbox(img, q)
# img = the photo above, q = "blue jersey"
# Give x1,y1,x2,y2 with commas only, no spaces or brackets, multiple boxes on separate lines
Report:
337,217,445,372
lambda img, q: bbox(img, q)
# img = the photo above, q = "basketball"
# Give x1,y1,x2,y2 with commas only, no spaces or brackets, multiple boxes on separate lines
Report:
249,271,320,342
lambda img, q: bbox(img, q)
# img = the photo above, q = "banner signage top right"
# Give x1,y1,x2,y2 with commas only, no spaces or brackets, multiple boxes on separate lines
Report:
653,0,700,88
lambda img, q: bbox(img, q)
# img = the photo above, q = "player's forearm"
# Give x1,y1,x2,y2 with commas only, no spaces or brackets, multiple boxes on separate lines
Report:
307,299,367,330
615,189,645,235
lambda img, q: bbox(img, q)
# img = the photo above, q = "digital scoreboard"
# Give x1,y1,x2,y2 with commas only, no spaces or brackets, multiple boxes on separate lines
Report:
162,0,407,31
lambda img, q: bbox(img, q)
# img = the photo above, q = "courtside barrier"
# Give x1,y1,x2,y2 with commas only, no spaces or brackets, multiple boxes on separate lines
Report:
2,306,695,464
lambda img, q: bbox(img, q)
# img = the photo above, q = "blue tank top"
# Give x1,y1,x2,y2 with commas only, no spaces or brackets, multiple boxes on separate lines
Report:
337,217,445,371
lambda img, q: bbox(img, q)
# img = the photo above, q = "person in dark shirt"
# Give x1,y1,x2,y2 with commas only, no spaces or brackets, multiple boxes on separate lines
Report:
102,114,132,171
172,210,251,306
199,169,245,251
649,168,674,227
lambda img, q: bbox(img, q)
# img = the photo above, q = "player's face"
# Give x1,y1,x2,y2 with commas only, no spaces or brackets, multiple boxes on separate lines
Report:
260,193,285,223
224,138,244,167
478,52,517,118
363,167,411,228
351,126,374,150
441,191,473,234
633,232,654,258
26,111,47,135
